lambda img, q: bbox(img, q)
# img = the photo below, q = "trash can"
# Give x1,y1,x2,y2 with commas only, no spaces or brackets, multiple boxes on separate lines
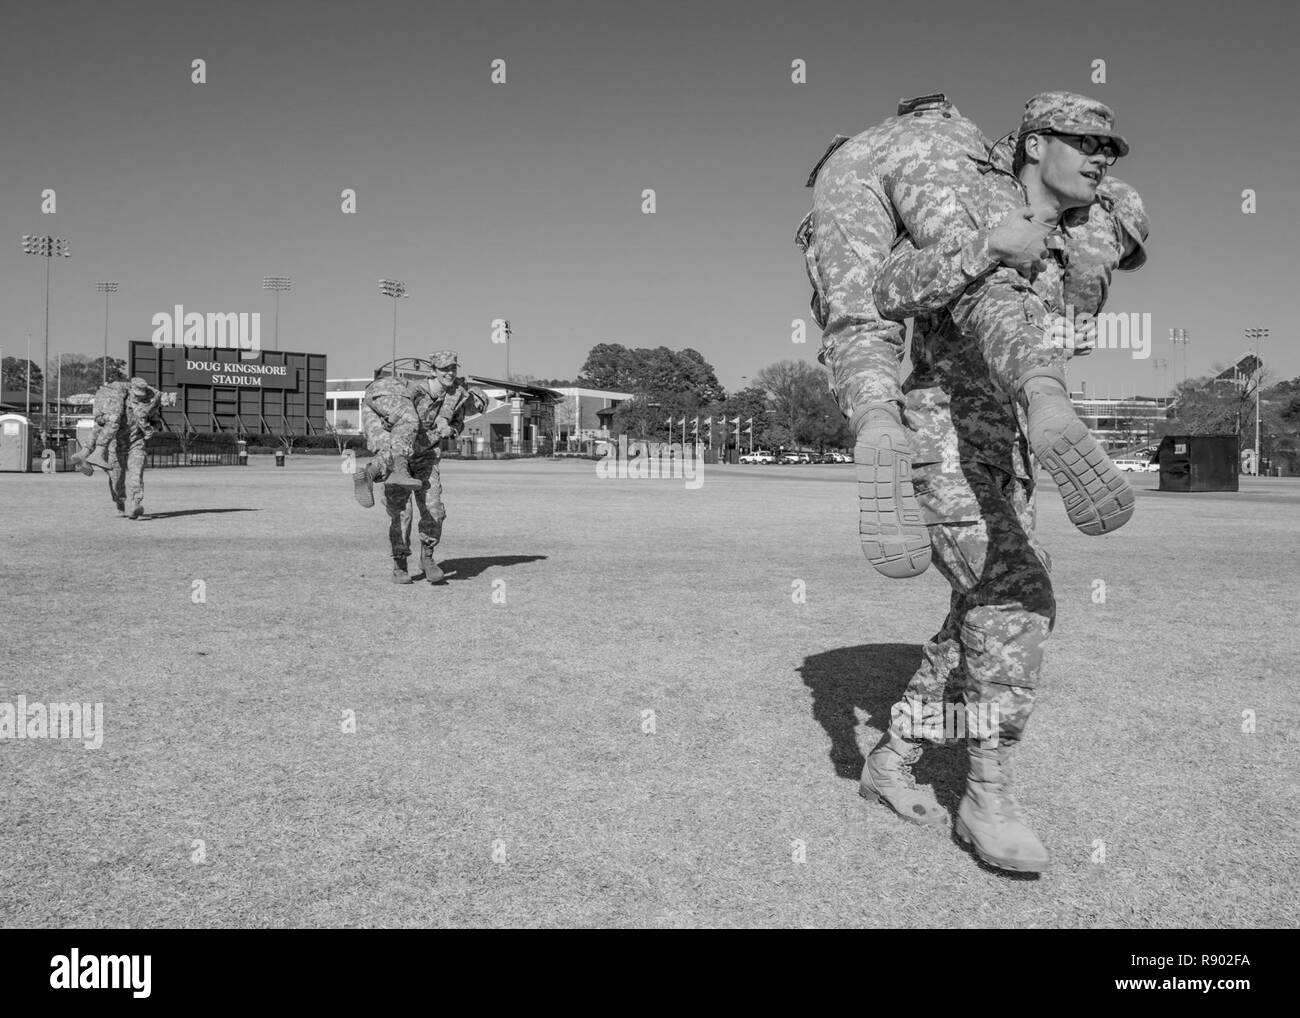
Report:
237,439,248,467
274,449,286,468
1157,434,1239,492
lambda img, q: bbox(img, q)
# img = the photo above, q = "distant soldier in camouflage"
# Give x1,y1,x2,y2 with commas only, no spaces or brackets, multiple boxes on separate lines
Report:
841,93,1148,874
71,378,150,517
73,379,129,477
354,351,487,584
118,377,163,519
798,93,1147,579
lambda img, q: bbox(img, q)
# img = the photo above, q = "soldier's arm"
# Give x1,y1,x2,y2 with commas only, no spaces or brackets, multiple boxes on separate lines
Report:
871,228,1004,322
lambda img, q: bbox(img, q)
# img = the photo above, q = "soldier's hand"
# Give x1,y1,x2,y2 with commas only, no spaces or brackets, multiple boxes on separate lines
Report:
988,209,1054,279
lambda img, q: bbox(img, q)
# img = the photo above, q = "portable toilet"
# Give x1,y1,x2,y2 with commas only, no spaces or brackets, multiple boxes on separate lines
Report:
0,414,32,472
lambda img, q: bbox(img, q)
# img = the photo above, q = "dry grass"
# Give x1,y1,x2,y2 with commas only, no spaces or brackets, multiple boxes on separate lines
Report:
0,458,1296,928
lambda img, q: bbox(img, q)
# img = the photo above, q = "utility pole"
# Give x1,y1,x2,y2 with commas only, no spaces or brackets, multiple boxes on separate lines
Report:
1245,328,1270,475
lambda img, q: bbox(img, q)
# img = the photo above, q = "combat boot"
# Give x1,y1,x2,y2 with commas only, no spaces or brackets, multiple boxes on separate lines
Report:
84,447,111,471
954,742,1050,873
115,499,126,516
1020,370,1134,536
387,454,422,491
853,404,930,579
859,730,948,826
392,557,413,584
419,544,444,584
127,504,144,520
71,449,95,477
353,461,380,508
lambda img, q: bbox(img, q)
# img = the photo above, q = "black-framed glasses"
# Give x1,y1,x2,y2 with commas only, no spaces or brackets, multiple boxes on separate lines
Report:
1042,132,1121,165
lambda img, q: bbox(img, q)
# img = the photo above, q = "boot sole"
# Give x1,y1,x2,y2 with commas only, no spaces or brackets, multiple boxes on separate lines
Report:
353,472,375,508
1037,420,1135,536
953,815,1050,873
856,439,930,579
858,780,948,826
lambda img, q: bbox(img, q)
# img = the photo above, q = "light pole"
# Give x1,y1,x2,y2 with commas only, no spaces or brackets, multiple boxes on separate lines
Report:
1168,328,1189,387
1152,357,1168,397
95,282,118,383
25,333,32,419
22,234,70,446
378,279,408,374
262,276,292,350
1245,327,1270,475
503,319,513,381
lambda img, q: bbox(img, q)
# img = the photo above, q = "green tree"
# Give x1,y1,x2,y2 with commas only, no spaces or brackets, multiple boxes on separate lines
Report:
2,357,42,394
754,359,843,450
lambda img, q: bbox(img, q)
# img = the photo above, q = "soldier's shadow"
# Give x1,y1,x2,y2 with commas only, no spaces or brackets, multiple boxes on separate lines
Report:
437,554,547,580
797,643,967,812
142,508,261,520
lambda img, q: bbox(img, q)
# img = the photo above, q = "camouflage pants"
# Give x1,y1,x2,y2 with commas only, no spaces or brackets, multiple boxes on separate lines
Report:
103,432,144,508
385,450,445,559
362,379,421,473
807,99,1063,414
890,461,1055,747
90,382,129,453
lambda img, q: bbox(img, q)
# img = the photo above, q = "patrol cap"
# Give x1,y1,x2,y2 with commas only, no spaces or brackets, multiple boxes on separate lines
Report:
429,350,459,370
1019,91,1129,157
129,377,152,396
1103,178,1149,271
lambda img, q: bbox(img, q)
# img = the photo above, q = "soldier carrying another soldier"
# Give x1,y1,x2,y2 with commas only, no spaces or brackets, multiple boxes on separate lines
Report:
352,350,487,584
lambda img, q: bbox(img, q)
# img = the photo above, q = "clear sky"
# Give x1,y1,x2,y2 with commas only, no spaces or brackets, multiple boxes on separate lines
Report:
2,0,1296,399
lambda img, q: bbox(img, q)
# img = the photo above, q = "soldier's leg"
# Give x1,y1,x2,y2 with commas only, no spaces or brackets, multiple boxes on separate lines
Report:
84,393,125,471
808,138,928,579
107,435,127,515
411,454,446,583
125,435,147,519
384,483,414,584
942,468,1054,873
875,101,1132,535
860,593,966,825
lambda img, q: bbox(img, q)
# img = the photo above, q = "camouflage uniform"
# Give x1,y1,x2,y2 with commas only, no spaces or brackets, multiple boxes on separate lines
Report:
854,94,1147,871
87,380,129,460
122,379,161,517
361,375,423,477
381,379,450,563
359,351,486,582
800,94,1142,576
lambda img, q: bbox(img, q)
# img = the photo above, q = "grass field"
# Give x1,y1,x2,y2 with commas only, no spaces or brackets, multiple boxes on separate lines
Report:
1,457,1296,928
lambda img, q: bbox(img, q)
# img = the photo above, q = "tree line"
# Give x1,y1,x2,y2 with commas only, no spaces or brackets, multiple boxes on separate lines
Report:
572,343,852,451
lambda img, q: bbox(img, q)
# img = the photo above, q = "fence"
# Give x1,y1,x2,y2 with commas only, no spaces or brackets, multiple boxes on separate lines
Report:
144,434,241,468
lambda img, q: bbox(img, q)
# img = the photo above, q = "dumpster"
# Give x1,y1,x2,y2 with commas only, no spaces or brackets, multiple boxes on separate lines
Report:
1157,434,1239,492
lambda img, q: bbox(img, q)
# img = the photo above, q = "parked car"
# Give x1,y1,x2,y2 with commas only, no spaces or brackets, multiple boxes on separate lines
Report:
780,452,811,464
739,451,776,464
1114,458,1157,472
